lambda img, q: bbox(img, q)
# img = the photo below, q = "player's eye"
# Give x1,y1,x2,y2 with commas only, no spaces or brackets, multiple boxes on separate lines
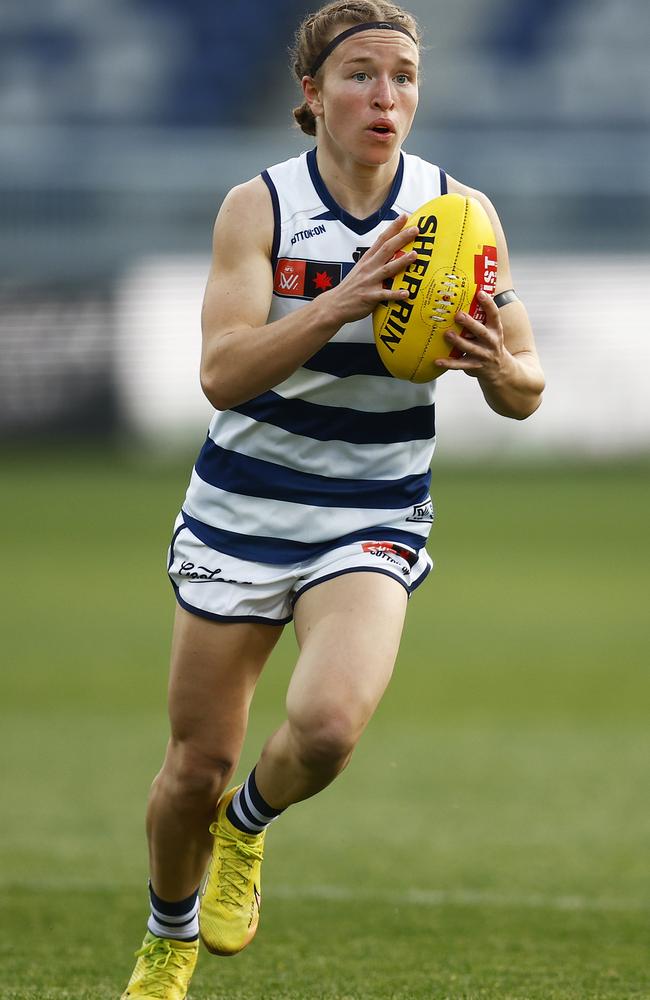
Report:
352,71,369,82
394,73,411,84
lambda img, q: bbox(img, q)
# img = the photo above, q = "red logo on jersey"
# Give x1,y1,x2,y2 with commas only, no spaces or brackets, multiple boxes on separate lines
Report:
274,259,343,298
274,259,306,296
312,270,333,291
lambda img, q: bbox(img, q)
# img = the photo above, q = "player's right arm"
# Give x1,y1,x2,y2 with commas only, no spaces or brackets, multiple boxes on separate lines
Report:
200,178,418,411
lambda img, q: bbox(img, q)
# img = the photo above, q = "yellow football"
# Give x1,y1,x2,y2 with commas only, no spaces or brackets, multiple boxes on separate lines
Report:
373,193,498,382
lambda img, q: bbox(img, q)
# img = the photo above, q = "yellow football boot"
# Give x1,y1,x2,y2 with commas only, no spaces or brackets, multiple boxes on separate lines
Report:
199,786,266,956
121,931,198,999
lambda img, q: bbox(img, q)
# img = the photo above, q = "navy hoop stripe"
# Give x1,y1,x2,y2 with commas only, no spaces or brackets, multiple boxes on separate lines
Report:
181,510,427,564
195,437,431,510
303,342,393,378
232,390,435,444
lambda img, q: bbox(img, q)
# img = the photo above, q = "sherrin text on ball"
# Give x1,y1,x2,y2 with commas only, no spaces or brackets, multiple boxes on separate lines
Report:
373,193,498,382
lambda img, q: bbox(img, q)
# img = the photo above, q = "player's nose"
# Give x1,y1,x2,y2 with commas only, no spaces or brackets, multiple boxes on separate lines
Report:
371,76,395,110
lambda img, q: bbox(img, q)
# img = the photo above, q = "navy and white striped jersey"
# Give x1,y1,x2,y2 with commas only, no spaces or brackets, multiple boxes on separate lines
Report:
182,148,447,564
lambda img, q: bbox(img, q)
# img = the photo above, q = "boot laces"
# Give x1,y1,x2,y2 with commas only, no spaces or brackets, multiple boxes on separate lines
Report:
208,823,264,907
131,936,193,998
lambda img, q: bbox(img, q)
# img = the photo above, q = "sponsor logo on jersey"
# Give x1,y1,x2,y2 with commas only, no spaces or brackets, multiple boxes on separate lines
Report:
275,259,306,294
352,246,370,262
291,224,327,246
406,499,434,523
273,258,343,298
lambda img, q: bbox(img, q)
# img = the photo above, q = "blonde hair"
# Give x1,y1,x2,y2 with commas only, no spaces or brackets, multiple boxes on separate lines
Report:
290,1,421,136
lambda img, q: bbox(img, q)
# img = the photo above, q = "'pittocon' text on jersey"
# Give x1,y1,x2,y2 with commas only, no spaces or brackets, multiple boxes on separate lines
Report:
182,148,447,563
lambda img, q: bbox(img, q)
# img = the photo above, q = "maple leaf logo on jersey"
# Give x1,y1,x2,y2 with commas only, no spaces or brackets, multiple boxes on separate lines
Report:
312,270,333,291
274,259,342,298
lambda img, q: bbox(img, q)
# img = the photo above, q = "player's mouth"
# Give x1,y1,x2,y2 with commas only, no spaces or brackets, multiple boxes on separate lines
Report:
367,119,396,140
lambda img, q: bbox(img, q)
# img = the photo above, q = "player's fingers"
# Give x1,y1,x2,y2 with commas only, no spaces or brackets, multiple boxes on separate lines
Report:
364,214,408,256
478,289,499,320
381,225,420,260
369,217,416,258
444,327,489,356
373,285,412,304
381,249,418,278
434,355,483,373
377,213,410,241
454,309,491,340
458,295,500,332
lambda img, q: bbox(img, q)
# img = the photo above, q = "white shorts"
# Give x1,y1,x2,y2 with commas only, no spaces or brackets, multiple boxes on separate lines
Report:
168,514,433,625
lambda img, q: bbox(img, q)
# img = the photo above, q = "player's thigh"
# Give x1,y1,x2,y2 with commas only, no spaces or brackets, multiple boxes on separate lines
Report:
289,572,408,737
168,604,283,757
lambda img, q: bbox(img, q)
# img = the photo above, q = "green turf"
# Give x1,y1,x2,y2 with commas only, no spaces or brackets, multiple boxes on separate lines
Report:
1,450,648,999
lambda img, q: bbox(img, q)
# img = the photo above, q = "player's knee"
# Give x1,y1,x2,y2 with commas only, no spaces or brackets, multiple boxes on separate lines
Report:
289,711,358,773
163,739,234,803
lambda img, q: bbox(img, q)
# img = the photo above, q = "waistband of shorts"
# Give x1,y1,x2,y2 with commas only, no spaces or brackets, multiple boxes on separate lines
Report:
180,509,429,565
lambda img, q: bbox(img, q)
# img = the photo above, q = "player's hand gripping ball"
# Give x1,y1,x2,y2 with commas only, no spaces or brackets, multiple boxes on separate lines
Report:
373,193,498,382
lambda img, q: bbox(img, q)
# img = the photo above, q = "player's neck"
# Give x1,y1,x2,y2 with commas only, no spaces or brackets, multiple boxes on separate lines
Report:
315,141,401,220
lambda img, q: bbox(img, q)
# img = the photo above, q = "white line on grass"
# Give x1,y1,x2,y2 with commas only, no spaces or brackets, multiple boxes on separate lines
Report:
269,884,650,914
6,880,648,914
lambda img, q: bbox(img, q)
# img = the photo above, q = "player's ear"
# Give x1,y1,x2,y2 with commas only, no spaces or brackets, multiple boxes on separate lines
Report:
302,76,324,119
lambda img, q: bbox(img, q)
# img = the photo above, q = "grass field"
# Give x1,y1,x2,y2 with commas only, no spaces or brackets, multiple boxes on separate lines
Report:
1,449,648,999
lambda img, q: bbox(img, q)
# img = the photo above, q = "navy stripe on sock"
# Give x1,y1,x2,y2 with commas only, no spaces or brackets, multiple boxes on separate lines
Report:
235,792,264,830
247,767,282,819
226,786,258,832
151,913,197,929
225,798,246,831
226,769,284,833
149,882,198,917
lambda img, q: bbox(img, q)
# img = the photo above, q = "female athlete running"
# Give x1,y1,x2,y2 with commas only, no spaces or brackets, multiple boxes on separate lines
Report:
121,3,544,996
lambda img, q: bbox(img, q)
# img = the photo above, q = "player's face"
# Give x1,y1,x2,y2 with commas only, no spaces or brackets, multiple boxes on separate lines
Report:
309,30,419,166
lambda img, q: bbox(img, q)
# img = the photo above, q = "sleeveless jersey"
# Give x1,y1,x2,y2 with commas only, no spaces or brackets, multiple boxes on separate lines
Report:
182,148,447,564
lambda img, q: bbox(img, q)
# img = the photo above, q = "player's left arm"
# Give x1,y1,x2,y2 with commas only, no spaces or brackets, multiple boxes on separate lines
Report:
438,177,545,419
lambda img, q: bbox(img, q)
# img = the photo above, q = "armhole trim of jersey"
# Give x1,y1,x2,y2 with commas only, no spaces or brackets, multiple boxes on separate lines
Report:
261,169,281,271
439,168,448,196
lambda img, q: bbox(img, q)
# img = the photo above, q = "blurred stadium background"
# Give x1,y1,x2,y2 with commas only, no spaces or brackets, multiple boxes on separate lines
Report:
2,3,650,998
1,0,649,453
